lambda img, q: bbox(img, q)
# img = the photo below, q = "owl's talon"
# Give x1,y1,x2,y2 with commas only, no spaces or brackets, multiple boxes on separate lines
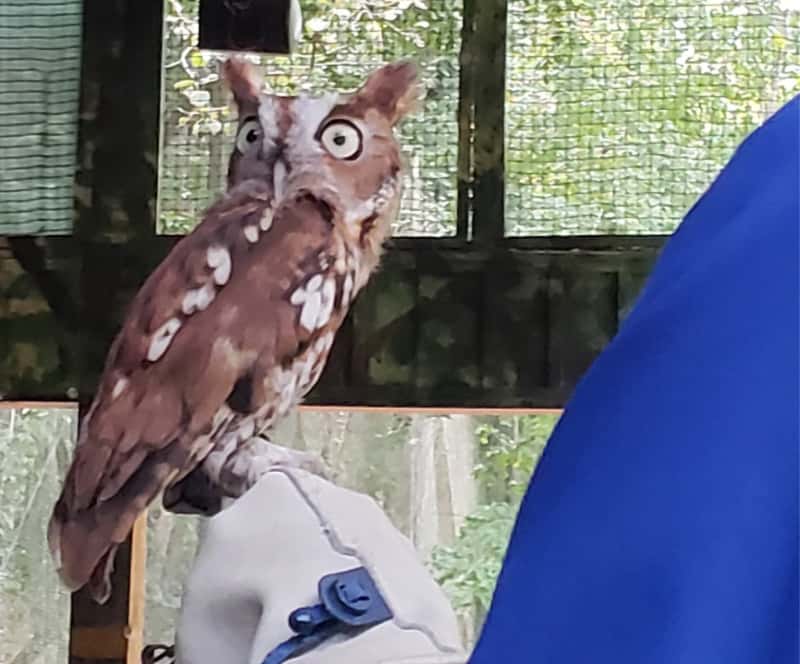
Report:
163,469,222,516
217,436,330,495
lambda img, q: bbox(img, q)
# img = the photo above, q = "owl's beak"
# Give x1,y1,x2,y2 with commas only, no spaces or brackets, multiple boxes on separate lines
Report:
273,158,289,202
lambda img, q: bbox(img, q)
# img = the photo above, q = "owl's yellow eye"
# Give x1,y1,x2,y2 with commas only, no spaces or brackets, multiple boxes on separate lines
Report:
236,118,262,154
319,120,362,160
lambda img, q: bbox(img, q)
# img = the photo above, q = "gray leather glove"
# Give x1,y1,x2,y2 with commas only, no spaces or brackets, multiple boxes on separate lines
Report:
174,467,468,664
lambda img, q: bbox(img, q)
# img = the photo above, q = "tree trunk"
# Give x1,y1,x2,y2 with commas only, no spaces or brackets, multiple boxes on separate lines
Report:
408,415,440,561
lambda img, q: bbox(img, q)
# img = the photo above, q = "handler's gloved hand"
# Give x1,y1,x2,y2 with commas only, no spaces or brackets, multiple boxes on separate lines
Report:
174,467,468,664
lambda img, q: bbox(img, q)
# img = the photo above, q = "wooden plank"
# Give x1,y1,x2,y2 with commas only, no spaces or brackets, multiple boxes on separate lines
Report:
126,515,147,664
547,259,619,390
300,405,563,416
349,265,419,391
455,0,476,239
74,0,162,244
482,257,550,394
470,0,507,242
416,269,482,394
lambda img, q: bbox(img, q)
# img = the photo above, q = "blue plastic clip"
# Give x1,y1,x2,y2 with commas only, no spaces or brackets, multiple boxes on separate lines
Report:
262,567,392,664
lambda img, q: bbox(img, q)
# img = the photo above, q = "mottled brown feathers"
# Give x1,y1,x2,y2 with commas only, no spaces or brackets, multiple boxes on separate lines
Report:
49,184,349,602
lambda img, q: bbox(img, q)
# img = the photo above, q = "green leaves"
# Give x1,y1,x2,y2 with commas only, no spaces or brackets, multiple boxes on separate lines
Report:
431,502,518,613
431,414,559,624
505,0,800,235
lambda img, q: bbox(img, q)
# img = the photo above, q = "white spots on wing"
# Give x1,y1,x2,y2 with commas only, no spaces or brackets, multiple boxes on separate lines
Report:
291,273,339,332
307,274,323,292
263,332,337,419
260,208,274,231
182,282,216,315
270,365,299,416
111,377,128,400
318,278,336,328
243,225,259,243
342,273,354,307
296,349,318,390
315,331,334,355
290,288,305,306
318,252,330,271
299,290,322,331
148,317,181,362
207,245,232,286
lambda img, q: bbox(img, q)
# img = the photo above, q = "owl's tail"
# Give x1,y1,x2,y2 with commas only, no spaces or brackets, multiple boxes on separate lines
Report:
48,501,120,604
47,450,175,604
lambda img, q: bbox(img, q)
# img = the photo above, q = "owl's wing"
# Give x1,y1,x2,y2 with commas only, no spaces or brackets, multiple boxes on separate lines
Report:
48,180,348,602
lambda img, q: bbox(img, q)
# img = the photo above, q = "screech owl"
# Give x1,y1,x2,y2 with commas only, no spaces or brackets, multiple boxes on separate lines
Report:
48,58,420,603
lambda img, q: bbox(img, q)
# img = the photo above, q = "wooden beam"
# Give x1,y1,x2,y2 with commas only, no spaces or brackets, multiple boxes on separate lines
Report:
69,515,147,664
455,0,476,239
470,0,507,242
64,0,164,658
0,239,660,407
300,405,563,416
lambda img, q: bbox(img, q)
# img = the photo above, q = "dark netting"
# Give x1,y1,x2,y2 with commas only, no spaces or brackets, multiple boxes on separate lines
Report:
506,0,800,235
158,0,460,236
0,0,82,235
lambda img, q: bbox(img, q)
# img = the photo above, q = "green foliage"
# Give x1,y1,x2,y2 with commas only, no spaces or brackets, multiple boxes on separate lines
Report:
431,414,559,623
430,502,517,613
474,414,557,503
505,0,800,234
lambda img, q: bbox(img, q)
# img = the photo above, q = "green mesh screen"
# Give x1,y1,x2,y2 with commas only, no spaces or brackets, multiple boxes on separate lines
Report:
506,0,800,235
158,0,460,236
0,0,82,235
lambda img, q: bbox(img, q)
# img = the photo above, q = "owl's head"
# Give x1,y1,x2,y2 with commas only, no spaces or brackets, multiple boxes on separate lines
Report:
221,58,420,244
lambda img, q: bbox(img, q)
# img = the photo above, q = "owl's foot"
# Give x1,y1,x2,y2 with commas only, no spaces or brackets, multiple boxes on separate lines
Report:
163,436,329,516
162,467,223,516
214,435,330,496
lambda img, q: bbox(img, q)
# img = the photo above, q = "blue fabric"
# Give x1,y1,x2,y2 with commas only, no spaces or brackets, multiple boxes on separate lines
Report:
469,96,799,664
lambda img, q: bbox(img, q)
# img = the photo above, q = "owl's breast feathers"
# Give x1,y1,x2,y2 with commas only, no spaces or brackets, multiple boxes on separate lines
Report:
48,179,366,603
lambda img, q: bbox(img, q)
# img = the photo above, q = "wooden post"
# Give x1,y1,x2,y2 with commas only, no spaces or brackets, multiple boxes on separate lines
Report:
455,0,476,240
471,0,507,243
68,514,147,664
67,0,163,659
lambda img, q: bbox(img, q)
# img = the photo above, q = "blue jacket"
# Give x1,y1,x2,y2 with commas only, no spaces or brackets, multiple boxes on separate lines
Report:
469,96,799,663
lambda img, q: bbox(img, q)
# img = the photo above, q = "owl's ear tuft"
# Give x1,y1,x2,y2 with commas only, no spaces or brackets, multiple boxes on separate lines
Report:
222,57,263,109
358,60,422,126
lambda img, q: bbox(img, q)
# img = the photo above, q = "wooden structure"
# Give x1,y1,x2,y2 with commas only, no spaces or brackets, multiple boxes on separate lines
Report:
0,0,664,661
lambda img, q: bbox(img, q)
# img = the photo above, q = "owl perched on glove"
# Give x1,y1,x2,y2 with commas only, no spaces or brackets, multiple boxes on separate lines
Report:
48,58,420,603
